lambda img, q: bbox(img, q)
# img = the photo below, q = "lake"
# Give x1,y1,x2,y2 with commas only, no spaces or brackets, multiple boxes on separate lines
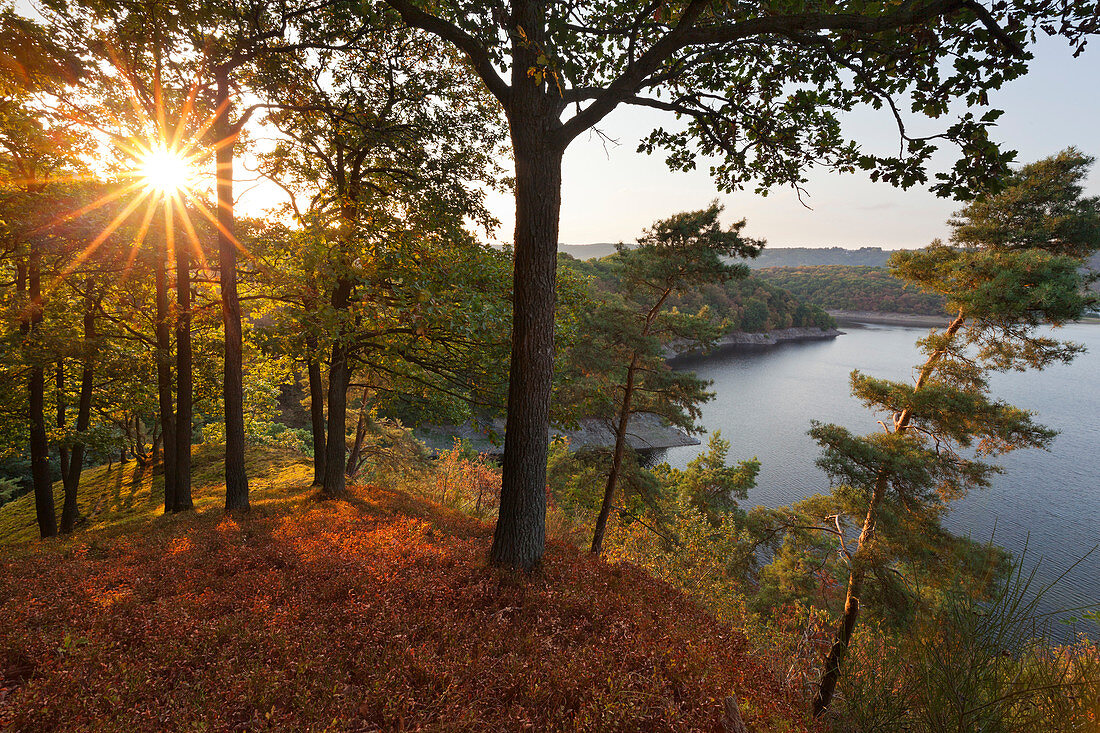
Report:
660,320,1100,639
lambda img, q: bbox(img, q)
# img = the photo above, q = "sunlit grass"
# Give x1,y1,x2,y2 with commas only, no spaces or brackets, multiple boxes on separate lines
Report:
0,444,313,547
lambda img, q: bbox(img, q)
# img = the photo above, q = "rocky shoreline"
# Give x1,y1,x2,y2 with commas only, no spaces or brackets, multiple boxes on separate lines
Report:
416,412,700,456
668,326,841,360
828,310,948,327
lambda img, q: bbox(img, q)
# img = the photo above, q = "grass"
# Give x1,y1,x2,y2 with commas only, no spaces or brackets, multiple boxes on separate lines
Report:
0,443,313,546
0,447,807,732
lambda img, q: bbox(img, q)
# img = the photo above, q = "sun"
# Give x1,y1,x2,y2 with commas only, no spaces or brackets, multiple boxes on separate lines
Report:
136,144,199,196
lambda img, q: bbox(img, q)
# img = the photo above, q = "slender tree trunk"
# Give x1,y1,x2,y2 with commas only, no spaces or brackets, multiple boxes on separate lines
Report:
155,237,178,512
174,218,193,511
56,361,70,487
812,308,968,717
214,70,249,512
490,119,564,569
27,244,56,538
591,353,640,555
346,387,370,478
307,333,326,486
61,293,94,533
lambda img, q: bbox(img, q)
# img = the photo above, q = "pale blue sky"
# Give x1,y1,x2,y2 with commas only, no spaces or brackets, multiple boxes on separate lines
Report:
482,36,1100,250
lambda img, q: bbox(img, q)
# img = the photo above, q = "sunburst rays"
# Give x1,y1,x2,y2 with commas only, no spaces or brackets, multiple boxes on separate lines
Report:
45,45,244,286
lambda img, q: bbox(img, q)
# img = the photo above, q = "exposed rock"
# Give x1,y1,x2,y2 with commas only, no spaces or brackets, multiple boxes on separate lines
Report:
668,326,840,359
415,412,699,456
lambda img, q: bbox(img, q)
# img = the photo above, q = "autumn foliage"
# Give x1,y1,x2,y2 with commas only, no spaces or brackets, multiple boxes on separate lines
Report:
0,470,806,731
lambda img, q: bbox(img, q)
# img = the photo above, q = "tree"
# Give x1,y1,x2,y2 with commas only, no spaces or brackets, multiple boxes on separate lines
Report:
380,0,1098,568
1,61,88,536
806,149,1100,717
565,204,761,554
252,23,507,499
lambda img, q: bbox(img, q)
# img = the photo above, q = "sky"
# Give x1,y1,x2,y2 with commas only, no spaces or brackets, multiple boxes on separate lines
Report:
475,36,1100,251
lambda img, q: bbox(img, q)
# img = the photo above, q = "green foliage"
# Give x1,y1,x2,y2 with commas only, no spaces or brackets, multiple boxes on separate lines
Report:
546,439,661,518
758,265,948,315
950,147,1100,257
655,432,759,524
561,256,834,335
786,150,1100,715
838,554,1100,732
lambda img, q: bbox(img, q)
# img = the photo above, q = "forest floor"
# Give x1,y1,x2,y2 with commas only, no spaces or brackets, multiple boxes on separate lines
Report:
0,448,807,732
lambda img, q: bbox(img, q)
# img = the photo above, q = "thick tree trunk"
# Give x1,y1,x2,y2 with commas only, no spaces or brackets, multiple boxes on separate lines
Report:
812,308,968,717
322,341,351,498
489,123,563,569
154,238,178,512
591,353,639,555
27,245,56,538
321,275,355,498
215,71,249,512
174,222,194,511
306,334,326,486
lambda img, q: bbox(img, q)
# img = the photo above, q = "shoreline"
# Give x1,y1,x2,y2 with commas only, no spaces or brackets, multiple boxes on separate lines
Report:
668,326,841,362
827,310,949,328
829,310,1100,328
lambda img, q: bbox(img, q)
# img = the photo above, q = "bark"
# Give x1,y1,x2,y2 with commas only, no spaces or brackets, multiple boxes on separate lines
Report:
321,339,351,498
306,333,326,486
321,275,355,499
590,353,638,555
61,320,93,533
27,243,56,538
56,361,69,488
812,308,968,718
215,70,250,512
154,237,178,512
591,286,672,555
721,695,749,733
489,111,564,568
174,223,194,510
346,387,370,479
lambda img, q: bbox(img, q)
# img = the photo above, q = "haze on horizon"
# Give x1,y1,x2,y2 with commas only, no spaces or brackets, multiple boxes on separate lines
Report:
478,36,1100,252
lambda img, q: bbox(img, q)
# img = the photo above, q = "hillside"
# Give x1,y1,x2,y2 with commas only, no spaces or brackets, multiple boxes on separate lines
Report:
558,244,894,268
0,449,805,732
559,252,835,332
756,265,947,316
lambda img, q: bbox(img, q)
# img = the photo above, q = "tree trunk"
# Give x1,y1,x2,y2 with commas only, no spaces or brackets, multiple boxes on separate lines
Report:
321,274,355,499
27,244,56,538
346,387,370,479
215,70,250,512
56,361,70,488
489,116,564,569
154,236,178,512
307,333,326,486
174,218,194,511
591,353,639,555
811,308,968,717
322,340,351,498
811,470,887,717
61,298,93,532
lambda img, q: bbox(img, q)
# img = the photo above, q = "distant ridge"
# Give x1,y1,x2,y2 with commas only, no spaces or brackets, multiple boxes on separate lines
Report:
559,243,624,259
560,244,1100,275
559,243,893,266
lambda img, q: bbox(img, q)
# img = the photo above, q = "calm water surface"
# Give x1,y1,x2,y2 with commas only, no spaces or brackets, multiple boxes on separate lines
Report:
662,321,1100,638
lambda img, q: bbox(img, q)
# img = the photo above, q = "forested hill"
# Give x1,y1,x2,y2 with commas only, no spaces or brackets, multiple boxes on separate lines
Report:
560,244,895,267
757,265,947,315
559,253,835,332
